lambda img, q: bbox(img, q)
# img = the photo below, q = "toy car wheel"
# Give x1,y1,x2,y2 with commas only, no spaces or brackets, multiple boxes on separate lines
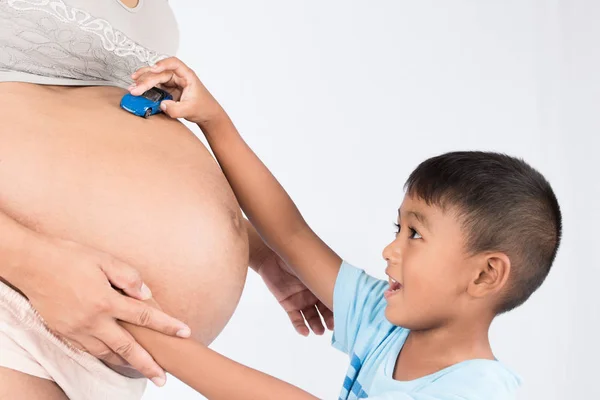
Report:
144,108,152,118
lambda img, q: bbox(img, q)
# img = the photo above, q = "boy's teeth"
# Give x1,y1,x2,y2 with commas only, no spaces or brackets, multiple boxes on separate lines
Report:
388,278,402,291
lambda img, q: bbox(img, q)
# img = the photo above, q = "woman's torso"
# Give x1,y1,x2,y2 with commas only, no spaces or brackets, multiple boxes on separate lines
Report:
0,0,249,348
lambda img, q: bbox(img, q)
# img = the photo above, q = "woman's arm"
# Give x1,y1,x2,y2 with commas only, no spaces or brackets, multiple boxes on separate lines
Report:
123,321,318,400
0,208,189,384
245,218,272,273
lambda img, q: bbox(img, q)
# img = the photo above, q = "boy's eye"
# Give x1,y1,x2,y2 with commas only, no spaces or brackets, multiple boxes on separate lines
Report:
393,222,422,240
409,227,422,240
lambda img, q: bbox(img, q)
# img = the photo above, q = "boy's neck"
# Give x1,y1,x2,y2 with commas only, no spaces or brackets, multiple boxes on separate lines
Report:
393,316,495,381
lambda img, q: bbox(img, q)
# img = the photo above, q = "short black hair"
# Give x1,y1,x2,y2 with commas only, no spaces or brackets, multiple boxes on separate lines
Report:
404,151,562,314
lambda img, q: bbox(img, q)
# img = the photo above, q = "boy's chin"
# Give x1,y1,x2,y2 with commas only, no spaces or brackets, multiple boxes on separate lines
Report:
384,303,409,327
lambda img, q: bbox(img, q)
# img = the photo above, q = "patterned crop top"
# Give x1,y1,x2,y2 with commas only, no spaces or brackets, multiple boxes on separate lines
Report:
0,0,179,89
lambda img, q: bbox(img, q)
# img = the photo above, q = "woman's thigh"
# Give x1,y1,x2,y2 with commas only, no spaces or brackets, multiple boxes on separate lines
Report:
0,367,68,400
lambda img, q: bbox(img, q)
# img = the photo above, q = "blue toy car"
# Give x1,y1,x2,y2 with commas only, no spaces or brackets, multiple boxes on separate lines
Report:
120,87,173,118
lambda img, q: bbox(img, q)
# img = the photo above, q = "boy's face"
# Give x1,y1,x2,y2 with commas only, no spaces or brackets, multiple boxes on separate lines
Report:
383,194,476,329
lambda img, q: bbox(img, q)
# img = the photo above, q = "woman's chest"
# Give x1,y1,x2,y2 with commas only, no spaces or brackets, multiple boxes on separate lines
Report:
3,0,178,52
0,0,179,87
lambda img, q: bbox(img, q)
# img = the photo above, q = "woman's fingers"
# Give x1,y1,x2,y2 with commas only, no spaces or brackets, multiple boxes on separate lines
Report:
301,306,325,336
316,301,334,331
287,310,310,337
278,290,331,336
113,294,191,338
99,256,151,301
73,335,127,367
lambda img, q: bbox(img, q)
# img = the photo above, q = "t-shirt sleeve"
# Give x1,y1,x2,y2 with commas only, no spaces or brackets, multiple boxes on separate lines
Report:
331,260,390,355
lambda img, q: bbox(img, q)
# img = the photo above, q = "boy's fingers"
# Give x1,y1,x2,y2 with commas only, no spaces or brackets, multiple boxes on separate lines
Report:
150,57,196,82
287,310,309,337
131,58,177,79
131,66,152,79
130,71,177,96
97,322,165,384
160,100,195,120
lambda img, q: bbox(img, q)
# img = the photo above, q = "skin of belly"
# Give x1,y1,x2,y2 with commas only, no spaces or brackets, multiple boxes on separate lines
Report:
0,83,249,345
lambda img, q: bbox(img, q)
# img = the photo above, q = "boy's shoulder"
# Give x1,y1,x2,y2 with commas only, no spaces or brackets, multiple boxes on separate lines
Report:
417,359,521,397
364,359,521,400
340,334,521,400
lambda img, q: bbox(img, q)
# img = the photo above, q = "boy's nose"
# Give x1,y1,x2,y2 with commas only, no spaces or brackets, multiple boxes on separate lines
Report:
382,239,402,262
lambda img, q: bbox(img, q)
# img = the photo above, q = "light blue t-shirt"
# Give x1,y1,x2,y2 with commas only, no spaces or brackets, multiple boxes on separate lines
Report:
332,261,522,400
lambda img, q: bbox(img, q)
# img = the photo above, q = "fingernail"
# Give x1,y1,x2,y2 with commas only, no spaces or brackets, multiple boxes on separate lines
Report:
151,375,166,387
140,283,152,300
176,326,191,338
160,102,167,110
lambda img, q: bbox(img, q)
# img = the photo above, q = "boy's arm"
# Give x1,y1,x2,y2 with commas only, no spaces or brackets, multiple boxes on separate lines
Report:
201,114,341,309
124,321,459,400
130,57,341,309
123,322,318,400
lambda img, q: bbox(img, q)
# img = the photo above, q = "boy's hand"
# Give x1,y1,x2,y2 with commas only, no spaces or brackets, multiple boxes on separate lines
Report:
129,57,224,125
256,250,334,336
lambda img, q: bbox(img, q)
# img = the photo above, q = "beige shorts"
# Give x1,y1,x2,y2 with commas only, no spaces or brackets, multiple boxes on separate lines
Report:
0,280,147,399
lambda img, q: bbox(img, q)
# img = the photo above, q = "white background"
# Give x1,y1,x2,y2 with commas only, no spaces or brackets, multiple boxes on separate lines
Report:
144,1,599,399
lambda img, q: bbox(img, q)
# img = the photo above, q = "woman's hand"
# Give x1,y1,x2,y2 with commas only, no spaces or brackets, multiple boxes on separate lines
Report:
13,234,191,386
254,250,334,336
244,219,333,336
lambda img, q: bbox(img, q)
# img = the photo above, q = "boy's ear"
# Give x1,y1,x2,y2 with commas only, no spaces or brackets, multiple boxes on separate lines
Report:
467,252,511,299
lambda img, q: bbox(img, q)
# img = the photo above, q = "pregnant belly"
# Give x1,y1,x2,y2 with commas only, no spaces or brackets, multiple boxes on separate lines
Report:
0,83,249,345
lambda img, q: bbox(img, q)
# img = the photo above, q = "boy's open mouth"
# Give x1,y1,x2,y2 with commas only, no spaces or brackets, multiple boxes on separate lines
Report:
384,278,402,299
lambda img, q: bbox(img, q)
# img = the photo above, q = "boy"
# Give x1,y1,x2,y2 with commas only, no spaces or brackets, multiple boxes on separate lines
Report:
123,57,562,399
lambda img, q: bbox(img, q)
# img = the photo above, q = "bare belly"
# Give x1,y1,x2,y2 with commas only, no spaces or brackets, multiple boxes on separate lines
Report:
0,82,248,345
